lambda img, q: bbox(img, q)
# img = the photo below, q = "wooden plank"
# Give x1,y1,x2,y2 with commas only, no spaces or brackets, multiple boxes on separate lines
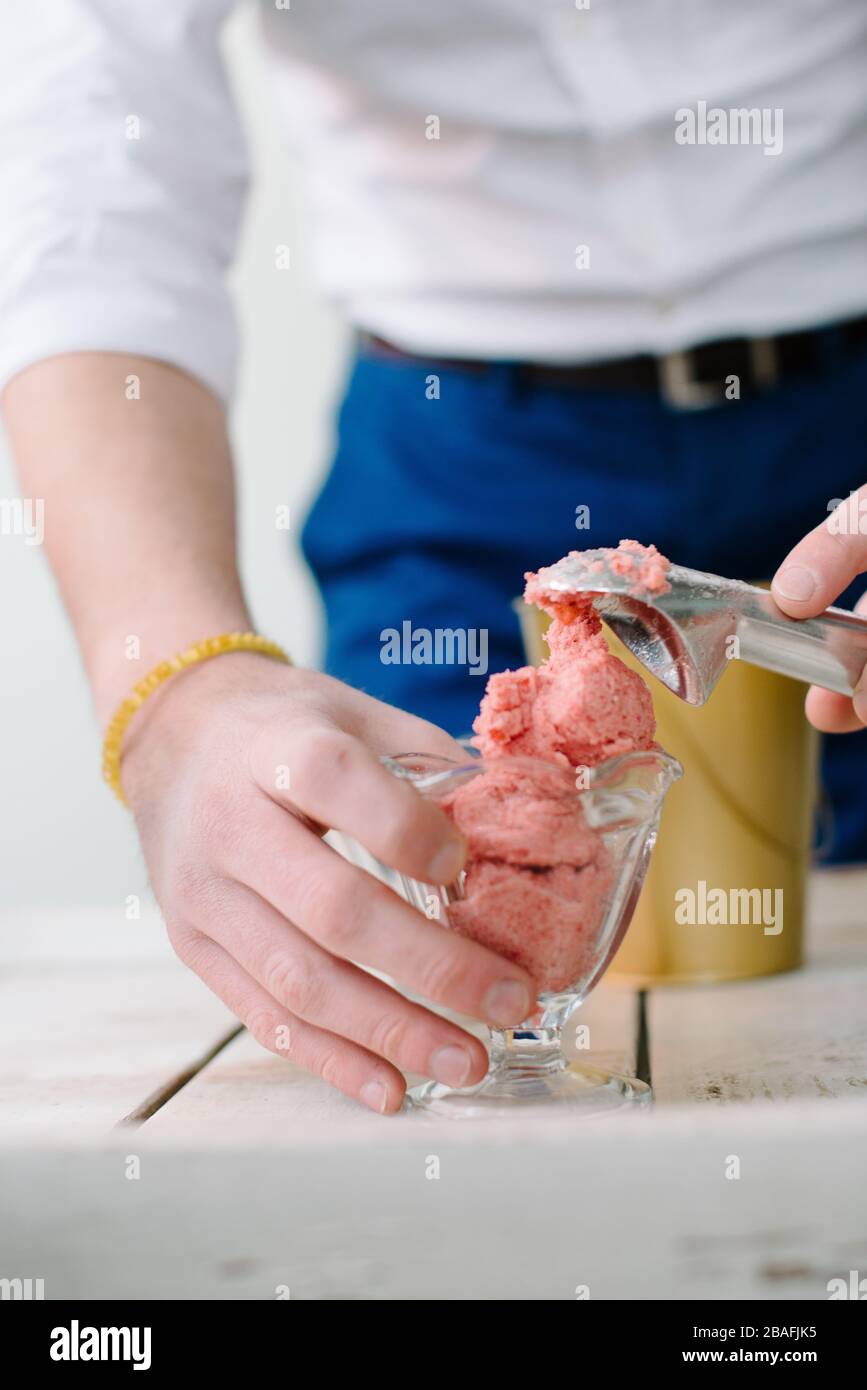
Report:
649,964,867,1105
143,982,639,1138
2,1099,865,1299
806,867,867,961
0,909,236,1142
649,870,867,1105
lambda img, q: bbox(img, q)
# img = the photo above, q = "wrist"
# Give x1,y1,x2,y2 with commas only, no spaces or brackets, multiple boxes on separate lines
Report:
88,599,254,728
117,645,299,810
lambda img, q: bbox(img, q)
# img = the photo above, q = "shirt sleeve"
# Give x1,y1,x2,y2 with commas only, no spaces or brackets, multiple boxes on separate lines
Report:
0,0,248,402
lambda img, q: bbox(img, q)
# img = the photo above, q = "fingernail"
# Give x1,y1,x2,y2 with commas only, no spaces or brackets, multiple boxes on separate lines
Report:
854,683,867,725
428,838,465,885
360,1080,389,1113
485,979,531,1026
430,1044,473,1087
774,566,816,602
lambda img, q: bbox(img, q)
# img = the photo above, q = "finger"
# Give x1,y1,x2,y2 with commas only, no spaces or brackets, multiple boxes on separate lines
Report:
172,928,406,1113
307,673,469,763
206,881,489,1087
772,486,867,617
355,699,470,762
250,719,467,884
804,685,866,734
225,799,535,1027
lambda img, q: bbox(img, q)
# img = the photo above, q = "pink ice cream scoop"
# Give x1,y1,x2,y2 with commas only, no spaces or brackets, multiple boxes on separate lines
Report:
441,540,669,992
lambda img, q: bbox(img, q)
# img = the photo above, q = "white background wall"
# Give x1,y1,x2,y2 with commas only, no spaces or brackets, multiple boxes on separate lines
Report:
0,7,344,908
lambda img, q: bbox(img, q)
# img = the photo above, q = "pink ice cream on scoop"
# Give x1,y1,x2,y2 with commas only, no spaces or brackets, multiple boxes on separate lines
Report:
441,540,669,993
475,540,667,769
588,537,671,599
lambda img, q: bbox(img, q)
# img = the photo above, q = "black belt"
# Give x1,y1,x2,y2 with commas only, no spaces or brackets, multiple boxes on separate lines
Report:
361,313,867,411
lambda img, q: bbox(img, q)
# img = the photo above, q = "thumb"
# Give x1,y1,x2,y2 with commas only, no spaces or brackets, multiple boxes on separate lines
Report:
772,487,867,618
803,589,867,732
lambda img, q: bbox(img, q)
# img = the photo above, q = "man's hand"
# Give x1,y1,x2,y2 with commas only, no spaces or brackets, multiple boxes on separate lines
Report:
122,655,534,1114
2,352,533,1113
772,484,867,733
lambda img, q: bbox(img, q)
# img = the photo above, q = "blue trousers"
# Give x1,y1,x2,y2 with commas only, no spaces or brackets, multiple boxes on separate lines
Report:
302,335,867,864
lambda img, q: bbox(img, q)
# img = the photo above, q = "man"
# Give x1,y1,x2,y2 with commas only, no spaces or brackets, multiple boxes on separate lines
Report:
2,1,866,1113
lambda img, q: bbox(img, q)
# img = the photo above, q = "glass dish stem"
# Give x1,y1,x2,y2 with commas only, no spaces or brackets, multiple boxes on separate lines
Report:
490,1025,568,1077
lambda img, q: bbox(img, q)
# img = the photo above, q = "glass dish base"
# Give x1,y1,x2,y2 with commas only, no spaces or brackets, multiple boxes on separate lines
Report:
406,1061,651,1119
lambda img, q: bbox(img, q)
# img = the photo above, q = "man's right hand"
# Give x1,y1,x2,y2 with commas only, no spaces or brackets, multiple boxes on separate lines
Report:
772,484,867,733
122,656,535,1114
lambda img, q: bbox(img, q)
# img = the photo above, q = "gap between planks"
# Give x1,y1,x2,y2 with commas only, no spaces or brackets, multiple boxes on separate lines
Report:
118,1024,244,1127
634,989,651,1088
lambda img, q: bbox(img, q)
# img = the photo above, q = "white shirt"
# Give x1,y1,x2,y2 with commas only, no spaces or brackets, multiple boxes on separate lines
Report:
2,0,866,402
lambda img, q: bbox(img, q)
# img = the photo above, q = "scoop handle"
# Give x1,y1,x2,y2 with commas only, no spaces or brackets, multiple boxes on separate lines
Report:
736,596,867,696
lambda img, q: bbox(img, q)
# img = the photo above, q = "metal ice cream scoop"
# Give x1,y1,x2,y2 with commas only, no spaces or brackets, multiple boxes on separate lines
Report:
536,552,867,705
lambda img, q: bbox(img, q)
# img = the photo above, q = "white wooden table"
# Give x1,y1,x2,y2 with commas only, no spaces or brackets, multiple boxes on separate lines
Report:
1,871,865,1300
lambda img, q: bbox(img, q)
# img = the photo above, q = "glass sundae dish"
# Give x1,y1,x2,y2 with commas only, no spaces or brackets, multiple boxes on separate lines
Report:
384,743,681,1117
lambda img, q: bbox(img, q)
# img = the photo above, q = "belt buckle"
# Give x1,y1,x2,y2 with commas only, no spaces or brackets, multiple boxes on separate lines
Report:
657,350,723,411
658,338,781,411
747,336,780,390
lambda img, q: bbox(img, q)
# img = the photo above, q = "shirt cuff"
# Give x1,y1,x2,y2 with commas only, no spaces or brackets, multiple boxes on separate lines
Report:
0,278,238,403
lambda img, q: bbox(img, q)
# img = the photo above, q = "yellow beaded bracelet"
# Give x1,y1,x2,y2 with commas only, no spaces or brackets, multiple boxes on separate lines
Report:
102,631,291,806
